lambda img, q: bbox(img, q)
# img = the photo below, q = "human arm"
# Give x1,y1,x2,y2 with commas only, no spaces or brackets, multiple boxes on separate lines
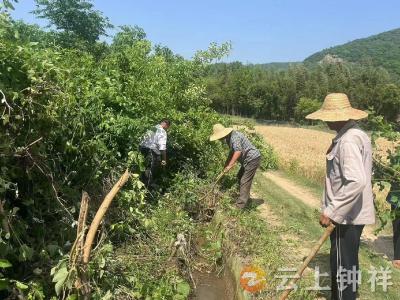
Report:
224,151,233,168
224,151,241,173
157,129,167,165
160,150,167,166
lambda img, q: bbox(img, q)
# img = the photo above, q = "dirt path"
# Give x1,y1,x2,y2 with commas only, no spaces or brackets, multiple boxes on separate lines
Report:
263,172,320,208
251,191,311,259
262,170,394,260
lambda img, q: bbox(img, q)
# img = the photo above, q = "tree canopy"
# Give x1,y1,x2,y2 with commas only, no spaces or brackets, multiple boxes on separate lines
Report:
33,0,112,43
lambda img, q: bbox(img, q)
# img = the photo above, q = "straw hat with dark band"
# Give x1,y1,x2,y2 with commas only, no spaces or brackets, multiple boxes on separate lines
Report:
306,93,368,122
209,124,233,141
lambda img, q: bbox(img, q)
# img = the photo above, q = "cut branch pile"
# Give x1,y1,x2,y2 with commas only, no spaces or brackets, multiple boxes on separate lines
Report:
68,169,130,299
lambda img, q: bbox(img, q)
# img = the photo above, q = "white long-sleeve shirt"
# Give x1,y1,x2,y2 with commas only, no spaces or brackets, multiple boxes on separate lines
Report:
322,121,375,225
140,124,167,154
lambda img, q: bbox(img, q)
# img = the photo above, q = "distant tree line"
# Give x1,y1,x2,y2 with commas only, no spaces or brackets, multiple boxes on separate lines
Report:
205,61,400,122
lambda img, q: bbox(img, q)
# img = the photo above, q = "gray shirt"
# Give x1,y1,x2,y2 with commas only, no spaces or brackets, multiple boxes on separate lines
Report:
228,131,261,166
322,121,375,225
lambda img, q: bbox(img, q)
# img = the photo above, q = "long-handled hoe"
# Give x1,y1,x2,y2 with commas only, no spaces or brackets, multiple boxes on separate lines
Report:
279,223,336,300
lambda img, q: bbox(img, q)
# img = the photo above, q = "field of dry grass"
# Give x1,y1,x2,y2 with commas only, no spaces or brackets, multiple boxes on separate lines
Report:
254,125,398,208
254,125,333,183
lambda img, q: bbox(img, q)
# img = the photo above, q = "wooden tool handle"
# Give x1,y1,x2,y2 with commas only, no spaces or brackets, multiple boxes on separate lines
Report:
279,223,336,300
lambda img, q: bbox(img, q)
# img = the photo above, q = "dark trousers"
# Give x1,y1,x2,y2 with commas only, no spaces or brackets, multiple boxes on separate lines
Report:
392,206,400,260
139,147,161,188
236,156,261,208
330,224,364,300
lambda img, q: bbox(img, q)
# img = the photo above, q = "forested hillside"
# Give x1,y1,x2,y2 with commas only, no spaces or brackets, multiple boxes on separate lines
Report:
304,28,400,76
205,61,400,122
205,28,400,123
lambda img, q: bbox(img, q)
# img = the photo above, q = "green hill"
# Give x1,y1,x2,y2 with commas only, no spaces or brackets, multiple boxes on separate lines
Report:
304,28,400,75
254,62,301,70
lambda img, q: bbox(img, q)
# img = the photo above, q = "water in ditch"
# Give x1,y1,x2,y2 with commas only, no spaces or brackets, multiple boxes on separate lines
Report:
191,267,237,300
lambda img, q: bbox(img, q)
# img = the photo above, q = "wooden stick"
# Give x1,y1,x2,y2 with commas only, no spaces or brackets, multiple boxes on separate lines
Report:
279,223,335,300
0,200,9,234
83,169,130,264
71,192,90,292
70,191,90,267
77,191,90,249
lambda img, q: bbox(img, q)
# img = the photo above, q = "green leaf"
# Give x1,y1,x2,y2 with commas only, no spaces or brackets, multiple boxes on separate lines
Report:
101,291,112,300
15,280,28,290
52,266,68,295
18,244,34,262
55,279,65,296
0,278,9,291
176,282,190,296
0,259,12,268
53,266,68,283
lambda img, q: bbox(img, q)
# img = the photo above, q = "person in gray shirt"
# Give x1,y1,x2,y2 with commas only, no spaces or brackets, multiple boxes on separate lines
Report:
210,124,261,209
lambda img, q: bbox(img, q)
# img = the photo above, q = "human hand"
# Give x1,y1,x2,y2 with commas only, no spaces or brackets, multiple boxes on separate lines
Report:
319,213,332,227
224,165,233,173
161,160,167,166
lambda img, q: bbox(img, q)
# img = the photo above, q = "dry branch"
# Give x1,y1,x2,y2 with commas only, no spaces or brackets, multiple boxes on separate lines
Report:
82,169,130,264
70,192,90,267
0,200,10,234
69,192,90,295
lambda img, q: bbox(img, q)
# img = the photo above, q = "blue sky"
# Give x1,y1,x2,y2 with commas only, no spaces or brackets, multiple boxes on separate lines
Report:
10,0,400,63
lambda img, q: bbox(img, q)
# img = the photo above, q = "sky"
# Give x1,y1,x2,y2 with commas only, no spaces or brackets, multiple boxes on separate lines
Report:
9,0,400,63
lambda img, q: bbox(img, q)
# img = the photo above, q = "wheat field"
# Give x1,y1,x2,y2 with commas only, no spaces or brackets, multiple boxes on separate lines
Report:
255,125,333,183
254,125,398,207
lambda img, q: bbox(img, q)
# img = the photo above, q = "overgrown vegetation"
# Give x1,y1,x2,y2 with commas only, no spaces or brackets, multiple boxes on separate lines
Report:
371,116,400,231
0,1,240,298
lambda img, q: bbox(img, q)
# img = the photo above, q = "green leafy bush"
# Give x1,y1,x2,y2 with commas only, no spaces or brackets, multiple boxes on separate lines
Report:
0,12,230,298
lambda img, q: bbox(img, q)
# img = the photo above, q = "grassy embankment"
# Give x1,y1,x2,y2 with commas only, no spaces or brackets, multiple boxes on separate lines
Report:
217,115,400,299
251,172,400,300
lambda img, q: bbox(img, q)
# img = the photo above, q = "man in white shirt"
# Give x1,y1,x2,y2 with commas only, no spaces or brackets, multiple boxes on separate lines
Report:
139,119,170,188
306,93,375,300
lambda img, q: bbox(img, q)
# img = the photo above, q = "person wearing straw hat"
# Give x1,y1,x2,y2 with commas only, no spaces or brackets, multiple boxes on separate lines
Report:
306,93,375,300
210,124,261,209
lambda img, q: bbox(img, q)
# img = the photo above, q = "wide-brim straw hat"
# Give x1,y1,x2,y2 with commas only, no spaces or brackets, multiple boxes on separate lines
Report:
209,123,233,141
306,93,368,122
